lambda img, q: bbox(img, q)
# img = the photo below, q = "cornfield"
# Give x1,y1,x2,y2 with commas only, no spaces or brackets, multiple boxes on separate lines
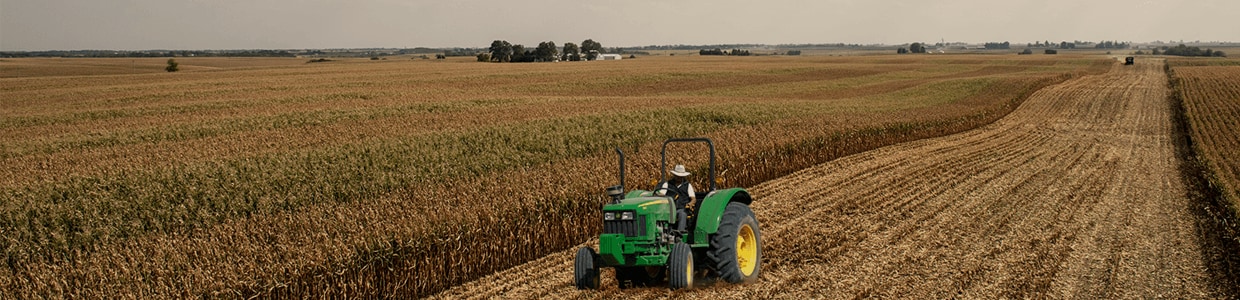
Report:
0,55,1111,297
1167,58,1240,219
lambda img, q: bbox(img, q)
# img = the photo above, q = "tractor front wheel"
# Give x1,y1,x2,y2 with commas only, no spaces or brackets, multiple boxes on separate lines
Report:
668,242,694,290
707,202,762,284
574,247,600,290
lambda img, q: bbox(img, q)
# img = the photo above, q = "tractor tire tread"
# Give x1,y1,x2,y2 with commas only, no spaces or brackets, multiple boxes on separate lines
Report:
706,202,762,284
574,247,600,290
668,242,694,290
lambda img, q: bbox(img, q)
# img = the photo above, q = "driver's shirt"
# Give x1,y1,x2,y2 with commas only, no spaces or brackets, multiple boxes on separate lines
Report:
660,181,696,208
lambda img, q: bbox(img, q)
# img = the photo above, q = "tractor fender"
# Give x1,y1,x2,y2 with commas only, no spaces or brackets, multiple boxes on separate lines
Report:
692,188,752,245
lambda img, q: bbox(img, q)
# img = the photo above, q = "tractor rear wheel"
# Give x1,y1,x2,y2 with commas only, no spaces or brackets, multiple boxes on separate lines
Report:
668,242,694,290
574,247,600,290
615,266,665,289
707,202,762,284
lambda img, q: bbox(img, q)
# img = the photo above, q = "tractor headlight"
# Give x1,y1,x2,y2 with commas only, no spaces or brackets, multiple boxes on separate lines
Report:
604,212,616,221
620,211,635,220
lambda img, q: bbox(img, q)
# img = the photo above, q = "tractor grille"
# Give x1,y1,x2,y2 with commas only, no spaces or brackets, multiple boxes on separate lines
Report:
604,215,647,237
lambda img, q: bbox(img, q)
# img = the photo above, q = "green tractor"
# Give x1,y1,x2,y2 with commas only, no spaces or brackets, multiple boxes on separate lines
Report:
574,137,762,290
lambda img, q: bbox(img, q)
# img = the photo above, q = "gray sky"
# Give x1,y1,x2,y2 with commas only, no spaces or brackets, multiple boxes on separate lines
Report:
1,0,1236,51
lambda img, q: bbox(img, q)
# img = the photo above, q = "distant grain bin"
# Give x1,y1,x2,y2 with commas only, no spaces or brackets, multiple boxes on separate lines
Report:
599,54,623,60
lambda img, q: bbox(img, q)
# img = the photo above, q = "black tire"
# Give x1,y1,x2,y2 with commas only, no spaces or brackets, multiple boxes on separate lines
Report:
668,242,694,290
574,247,600,290
615,266,665,289
707,202,762,284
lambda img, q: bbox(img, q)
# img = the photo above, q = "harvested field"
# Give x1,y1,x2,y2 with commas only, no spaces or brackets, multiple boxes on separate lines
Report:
0,57,312,78
434,58,1238,298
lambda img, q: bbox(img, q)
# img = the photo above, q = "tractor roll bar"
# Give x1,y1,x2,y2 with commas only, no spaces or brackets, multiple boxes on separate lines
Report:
605,147,628,204
615,147,626,192
660,137,717,191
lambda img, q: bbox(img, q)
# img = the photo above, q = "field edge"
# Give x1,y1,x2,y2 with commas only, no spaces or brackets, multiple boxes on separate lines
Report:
1165,63,1240,295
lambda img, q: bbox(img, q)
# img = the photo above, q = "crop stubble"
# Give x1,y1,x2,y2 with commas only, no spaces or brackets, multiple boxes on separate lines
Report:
433,59,1231,298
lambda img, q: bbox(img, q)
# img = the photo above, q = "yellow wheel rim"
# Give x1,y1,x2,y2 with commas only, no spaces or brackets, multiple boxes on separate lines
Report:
685,253,694,286
736,223,757,276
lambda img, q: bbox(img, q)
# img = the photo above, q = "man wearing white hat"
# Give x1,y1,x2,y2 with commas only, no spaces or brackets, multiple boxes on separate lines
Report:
660,164,696,231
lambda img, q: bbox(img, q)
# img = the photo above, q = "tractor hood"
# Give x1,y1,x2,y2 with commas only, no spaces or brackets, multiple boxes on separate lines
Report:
603,196,674,219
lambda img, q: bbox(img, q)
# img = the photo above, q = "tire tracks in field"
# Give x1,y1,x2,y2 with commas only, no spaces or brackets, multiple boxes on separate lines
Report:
431,58,1230,299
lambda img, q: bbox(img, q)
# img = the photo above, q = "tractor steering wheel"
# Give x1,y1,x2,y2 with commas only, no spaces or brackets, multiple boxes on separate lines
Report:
653,181,681,199
652,182,669,196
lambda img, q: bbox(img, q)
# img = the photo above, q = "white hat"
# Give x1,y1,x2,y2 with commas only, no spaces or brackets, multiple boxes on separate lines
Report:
670,164,691,177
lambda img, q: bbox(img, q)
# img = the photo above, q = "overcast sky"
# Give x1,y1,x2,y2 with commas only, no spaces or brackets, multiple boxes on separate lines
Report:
1,0,1236,51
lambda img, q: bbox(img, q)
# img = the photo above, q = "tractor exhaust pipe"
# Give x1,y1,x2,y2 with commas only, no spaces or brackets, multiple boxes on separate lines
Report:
606,147,626,203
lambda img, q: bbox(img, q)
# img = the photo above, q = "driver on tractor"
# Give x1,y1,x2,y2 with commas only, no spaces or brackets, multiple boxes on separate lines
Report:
659,164,696,233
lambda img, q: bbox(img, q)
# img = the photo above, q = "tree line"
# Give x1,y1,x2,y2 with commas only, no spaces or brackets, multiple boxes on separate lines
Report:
480,39,604,62
1026,41,1077,49
984,42,1011,50
895,40,1145,54
1094,41,1129,49
699,48,751,56
1156,44,1226,57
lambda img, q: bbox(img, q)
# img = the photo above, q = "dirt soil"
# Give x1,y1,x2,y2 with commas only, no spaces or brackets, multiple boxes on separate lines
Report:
431,58,1233,299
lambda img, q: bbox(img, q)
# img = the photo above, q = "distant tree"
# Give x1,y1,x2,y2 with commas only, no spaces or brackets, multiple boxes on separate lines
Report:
562,42,580,61
581,39,603,60
510,44,530,62
164,58,179,72
909,43,926,53
534,41,559,62
489,40,513,62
